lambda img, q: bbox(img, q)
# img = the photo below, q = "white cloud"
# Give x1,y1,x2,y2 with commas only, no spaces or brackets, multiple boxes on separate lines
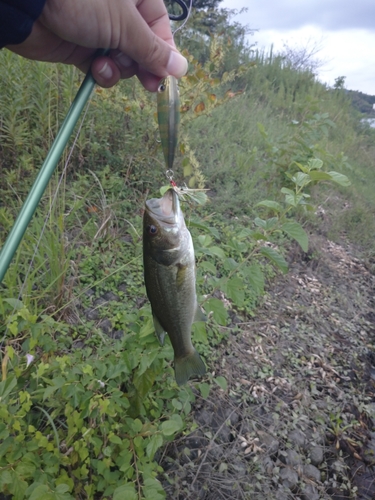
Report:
221,0,375,94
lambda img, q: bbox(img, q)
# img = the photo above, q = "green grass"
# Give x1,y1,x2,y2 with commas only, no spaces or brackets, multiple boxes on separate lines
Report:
0,41,375,498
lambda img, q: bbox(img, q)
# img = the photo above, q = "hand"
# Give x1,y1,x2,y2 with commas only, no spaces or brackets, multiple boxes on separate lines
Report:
7,0,188,91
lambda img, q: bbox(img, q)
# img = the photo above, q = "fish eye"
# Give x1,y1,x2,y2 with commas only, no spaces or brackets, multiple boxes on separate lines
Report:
147,225,158,235
158,83,166,93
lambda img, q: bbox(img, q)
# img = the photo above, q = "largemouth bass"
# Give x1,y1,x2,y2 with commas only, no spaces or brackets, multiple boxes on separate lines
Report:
157,76,180,170
143,188,206,385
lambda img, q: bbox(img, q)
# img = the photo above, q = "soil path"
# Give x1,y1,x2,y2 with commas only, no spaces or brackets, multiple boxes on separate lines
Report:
161,235,375,500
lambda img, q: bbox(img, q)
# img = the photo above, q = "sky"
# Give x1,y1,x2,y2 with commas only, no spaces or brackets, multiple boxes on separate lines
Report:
220,0,375,95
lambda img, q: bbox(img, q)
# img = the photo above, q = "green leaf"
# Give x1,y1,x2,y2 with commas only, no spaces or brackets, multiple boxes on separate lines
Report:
327,171,351,186
198,382,211,399
139,318,155,338
254,217,267,229
15,462,36,479
131,418,143,433
10,475,28,500
146,433,163,460
159,185,170,196
307,158,323,170
200,260,218,274
113,484,137,500
244,263,265,295
197,234,212,247
54,484,74,500
183,163,193,176
215,376,228,391
4,298,24,310
256,200,282,212
291,172,311,187
0,470,12,490
281,221,309,252
205,298,228,325
260,247,288,273
181,190,208,205
28,484,53,500
308,171,332,181
206,246,226,259
0,375,17,400
160,418,182,436
133,367,156,399
224,277,244,306
143,477,166,500
236,228,253,239
189,219,220,239
192,322,208,343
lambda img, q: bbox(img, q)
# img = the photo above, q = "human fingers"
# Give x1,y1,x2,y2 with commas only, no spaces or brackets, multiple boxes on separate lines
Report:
136,67,164,92
117,1,187,79
91,51,142,88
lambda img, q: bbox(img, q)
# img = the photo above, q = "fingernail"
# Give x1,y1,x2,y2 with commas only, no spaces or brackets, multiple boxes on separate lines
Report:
114,52,134,68
98,62,113,79
166,51,188,78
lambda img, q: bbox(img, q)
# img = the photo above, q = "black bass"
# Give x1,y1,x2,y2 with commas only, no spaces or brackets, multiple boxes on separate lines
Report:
143,188,206,385
157,76,180,170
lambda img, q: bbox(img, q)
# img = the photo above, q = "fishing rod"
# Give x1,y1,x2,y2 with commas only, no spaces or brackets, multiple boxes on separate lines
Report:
0,1,190,285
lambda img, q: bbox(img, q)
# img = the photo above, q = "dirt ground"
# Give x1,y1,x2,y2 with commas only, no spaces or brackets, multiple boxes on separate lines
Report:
160,234,375,500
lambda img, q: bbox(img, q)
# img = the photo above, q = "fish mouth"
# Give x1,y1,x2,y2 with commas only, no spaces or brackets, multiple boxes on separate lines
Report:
145,189,180,224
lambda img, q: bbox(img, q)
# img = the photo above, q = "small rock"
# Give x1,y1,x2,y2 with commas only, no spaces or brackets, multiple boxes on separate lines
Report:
207,445,224,461
98,318,112,335
275,487,291,500
309,445,324,466
185,430,208,450
288,429,306,448
194,409,213,427
315,400,328,410
136,297,147,308
118,283,128,293
110,330,124,340
279,466,299,490
84,287,95,297
93,297,107,307
85,307,99,321
72,340,85,349
258,431,279,455
279,449,303,467
102,291,120,302
303,464,321,482
301,484,320,500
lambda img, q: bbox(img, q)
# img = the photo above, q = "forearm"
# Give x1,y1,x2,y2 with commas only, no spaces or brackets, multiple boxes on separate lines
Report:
0,0,46,48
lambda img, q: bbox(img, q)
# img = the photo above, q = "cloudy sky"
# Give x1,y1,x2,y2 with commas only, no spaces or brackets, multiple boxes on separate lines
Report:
220,0,375,95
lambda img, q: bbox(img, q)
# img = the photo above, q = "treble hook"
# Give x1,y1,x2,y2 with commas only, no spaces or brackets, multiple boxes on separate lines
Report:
168,0,189,21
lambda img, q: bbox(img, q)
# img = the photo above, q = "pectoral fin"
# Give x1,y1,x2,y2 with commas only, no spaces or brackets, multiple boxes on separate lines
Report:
194,304,206,323
152,313,167,346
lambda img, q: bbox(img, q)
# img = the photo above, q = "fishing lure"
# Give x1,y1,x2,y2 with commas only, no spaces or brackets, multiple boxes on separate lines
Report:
157,76,180,171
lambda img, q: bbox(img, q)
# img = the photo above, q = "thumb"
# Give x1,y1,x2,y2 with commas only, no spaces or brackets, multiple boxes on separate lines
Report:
118,3,188,79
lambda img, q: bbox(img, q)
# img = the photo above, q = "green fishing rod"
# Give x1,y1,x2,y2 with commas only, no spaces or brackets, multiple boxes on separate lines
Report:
0,50,108,285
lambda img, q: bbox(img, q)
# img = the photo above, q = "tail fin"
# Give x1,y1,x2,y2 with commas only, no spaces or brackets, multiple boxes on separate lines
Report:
174,349,206,386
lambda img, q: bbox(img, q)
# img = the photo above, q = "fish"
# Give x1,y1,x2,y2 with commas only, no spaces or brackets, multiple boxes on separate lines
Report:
143,188,206,385
157,76,180,170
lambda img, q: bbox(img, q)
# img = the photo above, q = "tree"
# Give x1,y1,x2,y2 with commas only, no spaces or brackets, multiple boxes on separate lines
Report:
280,38,326,74
333,76,346,90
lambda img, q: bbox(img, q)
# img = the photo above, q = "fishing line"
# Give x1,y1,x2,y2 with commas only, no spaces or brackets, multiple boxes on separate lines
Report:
172,0,193,39
0,99,93,351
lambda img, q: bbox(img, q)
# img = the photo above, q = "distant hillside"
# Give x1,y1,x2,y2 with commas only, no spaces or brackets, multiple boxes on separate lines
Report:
348,89,375,114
